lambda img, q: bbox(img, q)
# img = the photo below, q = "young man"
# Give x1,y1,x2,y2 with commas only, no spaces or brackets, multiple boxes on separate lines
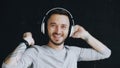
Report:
2,7,111,68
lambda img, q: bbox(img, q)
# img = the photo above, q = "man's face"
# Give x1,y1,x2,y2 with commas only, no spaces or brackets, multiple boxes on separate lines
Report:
47,14,70,45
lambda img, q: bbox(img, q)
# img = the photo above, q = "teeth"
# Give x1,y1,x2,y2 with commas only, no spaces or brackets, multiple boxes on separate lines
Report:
54,35,61,38
53,34,61,38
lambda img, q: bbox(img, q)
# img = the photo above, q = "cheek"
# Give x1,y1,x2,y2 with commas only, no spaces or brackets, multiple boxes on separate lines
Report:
64,29,69,36
48,28,54,35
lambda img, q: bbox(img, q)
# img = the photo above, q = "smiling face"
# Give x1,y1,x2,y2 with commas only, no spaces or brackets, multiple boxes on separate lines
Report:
47,14,70,45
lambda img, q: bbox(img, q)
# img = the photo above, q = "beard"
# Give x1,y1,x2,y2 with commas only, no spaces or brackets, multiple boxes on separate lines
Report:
48,33,67,46
49,38,65,45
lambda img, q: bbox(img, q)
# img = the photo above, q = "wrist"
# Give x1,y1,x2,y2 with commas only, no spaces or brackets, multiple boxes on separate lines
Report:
21,39,30,48
82,32,91,42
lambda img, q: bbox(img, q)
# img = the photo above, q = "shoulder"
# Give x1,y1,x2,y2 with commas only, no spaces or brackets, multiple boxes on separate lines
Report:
25,45,44,53
65,45,85,57
65,45,82,51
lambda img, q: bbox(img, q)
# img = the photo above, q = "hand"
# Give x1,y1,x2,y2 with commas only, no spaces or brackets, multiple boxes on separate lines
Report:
72,25,91,40
23,32,35,45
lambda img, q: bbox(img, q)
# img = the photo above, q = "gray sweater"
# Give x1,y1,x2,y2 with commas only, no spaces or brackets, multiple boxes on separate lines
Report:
2,43,111,68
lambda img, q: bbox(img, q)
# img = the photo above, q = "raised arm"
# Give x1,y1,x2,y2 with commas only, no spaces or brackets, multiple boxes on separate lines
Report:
72,25,111,60
2,32,35,68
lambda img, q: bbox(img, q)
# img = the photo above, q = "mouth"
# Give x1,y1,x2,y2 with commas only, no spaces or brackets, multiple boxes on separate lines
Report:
53,34,62,40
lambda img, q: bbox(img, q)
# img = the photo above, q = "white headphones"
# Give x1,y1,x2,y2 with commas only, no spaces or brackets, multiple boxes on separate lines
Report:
41,7,75,37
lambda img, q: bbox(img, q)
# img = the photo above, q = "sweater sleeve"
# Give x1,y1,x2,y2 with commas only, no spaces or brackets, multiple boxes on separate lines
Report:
2,43,37,68
72,46,111,61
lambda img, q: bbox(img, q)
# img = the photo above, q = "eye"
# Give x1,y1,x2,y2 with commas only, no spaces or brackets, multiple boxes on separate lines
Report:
50,23,56,27
51,24,55,27
61,25,67,29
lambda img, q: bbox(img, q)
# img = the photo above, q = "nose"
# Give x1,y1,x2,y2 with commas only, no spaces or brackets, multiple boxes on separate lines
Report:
55,26,62,34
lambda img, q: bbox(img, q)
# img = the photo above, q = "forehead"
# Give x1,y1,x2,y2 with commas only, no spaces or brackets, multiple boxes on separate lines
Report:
48,14,70,25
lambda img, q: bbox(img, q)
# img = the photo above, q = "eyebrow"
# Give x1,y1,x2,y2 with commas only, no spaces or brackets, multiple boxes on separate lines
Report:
49,22,69,27
50,22,56,25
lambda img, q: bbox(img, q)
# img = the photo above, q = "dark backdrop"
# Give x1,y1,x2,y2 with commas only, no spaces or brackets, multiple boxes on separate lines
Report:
1,0,120,68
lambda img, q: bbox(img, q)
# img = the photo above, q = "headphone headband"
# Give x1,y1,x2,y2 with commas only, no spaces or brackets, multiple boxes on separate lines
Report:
41,7,75,37
46,7,73,19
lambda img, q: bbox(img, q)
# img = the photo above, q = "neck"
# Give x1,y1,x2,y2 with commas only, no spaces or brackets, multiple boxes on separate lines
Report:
47,41,64,50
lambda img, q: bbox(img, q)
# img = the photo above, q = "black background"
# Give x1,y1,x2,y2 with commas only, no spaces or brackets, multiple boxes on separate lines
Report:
1,0,120,68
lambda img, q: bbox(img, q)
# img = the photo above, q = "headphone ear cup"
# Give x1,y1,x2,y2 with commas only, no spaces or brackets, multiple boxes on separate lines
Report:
69,26,74,37
41,22,45,34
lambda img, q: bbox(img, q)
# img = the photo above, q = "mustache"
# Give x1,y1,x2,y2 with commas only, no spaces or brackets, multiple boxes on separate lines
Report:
53,33,62,35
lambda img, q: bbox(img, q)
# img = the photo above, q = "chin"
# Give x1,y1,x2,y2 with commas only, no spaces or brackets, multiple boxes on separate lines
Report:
51,40,64,46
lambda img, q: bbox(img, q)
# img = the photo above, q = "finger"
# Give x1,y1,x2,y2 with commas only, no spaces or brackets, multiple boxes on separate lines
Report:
74,25,80,31
72,31,80,38
23,32,32,37
74,25,84,32
31,41,35,45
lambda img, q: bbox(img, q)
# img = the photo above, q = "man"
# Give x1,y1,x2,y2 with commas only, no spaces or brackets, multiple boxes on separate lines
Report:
2,7,111,68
